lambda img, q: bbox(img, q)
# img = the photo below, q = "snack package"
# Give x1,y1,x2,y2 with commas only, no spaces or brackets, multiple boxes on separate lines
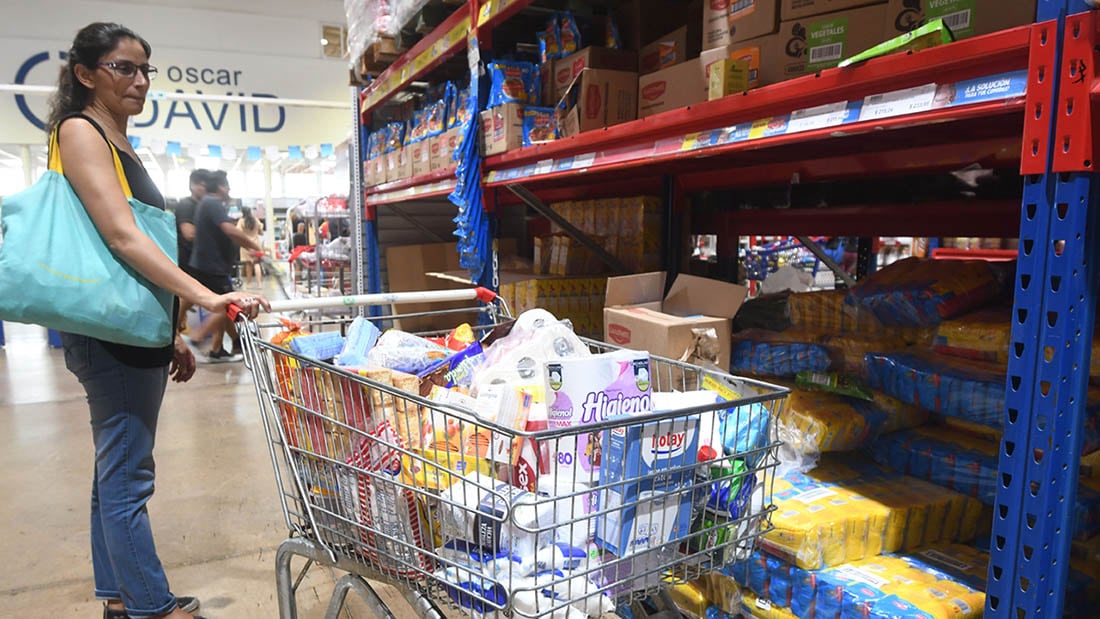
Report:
605,13,622,50
763,455,984,570
451,84,472,128
820,332,908,376
730,330,832,377
559,11,581,55
777,387,928,457
488,60,538,107
523,107,557,146
336,316,382,368
794,370,872,401
847,257,1005,327
366,329,451,375
538,16,562,63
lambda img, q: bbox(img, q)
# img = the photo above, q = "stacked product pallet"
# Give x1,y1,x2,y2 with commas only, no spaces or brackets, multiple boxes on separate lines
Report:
725,257,1100,617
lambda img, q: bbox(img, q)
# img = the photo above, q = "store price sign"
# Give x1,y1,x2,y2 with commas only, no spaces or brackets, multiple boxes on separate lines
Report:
788,101,859,134
859,83,938,121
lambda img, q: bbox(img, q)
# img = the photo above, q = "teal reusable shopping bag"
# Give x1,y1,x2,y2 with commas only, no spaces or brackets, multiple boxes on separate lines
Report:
0,129,177,347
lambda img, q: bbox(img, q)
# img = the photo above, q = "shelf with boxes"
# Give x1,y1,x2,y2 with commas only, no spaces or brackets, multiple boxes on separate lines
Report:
345,3,1100,615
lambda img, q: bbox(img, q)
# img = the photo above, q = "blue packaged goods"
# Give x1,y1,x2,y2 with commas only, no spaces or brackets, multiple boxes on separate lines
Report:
559,11,581,55
522,107,557,146
488,60,538,107
597,415,699,556
730,330,832,377
872,425,1100,540
863,351,1006,427
335,316,381,368
288,331,345,361
538,16,561,62
847,257,1004,326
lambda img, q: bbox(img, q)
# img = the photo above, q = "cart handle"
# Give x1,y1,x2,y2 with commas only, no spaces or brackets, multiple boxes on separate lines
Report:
228,287,498,321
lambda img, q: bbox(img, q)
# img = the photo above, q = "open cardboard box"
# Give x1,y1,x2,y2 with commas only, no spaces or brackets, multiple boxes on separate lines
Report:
603,272,747,369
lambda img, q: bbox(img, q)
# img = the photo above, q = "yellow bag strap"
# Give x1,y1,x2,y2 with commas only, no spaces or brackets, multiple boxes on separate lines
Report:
48,121,135,199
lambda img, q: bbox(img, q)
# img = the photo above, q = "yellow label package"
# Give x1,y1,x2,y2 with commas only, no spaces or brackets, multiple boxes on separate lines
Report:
764,456,984,570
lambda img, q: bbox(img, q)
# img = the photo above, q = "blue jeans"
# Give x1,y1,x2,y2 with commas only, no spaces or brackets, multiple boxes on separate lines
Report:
62,334,178,617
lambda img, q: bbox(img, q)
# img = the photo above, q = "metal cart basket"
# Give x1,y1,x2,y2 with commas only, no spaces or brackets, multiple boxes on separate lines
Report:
236,289,788,618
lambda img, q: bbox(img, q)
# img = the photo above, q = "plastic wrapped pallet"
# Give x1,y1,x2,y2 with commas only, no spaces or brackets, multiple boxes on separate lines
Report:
872,425,1100,540
935,307,1100,375
730,329,832,377
820,333,909,376
789,289,852,333
848,257,1006,327
735,543,1098,618
345,0,430,69
865,351,1100,453
777,387,928,457
763,455,984,570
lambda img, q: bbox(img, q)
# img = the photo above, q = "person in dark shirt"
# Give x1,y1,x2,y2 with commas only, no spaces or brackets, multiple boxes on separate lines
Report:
46,22,267,619
173,169,208,332
291,221,309,248
187,170,263,362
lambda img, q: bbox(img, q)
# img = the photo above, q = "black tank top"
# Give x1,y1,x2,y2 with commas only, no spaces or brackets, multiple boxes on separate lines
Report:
58,113,176,368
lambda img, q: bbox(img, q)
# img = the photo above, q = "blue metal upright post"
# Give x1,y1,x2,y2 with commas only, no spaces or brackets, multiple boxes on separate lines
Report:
987,4,1100,618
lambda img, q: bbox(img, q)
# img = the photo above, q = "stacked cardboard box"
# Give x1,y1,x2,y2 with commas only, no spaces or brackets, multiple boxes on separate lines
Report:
497,275,608,340
547,196,662,273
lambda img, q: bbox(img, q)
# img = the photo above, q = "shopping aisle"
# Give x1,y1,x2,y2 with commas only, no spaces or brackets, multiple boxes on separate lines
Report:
0,287,417,617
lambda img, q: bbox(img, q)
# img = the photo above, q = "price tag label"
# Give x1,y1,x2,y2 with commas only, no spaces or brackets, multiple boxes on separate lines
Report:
573,153,595,170
747,118,773,140
859,83,937,121
788,101,852,133
681,132,703,151
413,51,432,74
535,159,554,175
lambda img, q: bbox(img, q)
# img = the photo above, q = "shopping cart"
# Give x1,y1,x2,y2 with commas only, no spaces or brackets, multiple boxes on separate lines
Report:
235,289,787,619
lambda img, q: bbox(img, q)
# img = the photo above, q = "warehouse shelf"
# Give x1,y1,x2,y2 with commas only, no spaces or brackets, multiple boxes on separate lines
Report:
348,4,1100,616
365,167,457,206
359,0,534,115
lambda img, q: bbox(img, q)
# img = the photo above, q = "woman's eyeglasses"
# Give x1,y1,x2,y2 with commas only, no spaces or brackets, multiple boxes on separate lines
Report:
97,61,158,80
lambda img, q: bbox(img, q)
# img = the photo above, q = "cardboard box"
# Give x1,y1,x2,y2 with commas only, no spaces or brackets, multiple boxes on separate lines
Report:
430,126,462,171
705,0,734,49
638,58,708,119
781,0,885,20
760,4,889,86
553,47,638,102
639,26,689,74
364,159,378,187
603,272,748,369
409,139,432,177
709,57,754,99
729,0,781,45
539,62,554,106
882,0,1036,42
480,103,524,156
559,69,639,136
619,0,703,51
702,43,763,93
384,148,412,182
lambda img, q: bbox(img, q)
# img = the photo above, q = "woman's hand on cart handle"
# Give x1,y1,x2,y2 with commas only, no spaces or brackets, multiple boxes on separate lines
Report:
219,291,270,322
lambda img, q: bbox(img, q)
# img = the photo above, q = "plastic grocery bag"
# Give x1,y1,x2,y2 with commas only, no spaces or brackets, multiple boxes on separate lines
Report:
0,128,176,347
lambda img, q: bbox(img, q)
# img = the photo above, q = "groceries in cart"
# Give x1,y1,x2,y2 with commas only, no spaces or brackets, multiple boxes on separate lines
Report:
254,306,783,617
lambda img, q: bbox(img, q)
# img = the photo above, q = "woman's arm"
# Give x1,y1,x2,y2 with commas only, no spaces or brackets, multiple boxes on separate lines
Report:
58,119,254,314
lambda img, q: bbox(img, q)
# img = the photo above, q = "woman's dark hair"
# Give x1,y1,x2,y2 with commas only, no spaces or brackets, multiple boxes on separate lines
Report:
47,22,151,132
241,207,257,231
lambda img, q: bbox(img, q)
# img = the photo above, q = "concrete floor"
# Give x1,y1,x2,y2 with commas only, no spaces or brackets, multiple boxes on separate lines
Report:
0,299,424,617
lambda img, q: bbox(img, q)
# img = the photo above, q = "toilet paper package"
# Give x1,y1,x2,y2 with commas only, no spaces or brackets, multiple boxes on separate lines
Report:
545,350,652,483
596,415,699,556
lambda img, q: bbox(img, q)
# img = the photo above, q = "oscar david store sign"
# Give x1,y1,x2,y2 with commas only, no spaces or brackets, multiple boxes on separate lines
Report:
2,38,350,148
